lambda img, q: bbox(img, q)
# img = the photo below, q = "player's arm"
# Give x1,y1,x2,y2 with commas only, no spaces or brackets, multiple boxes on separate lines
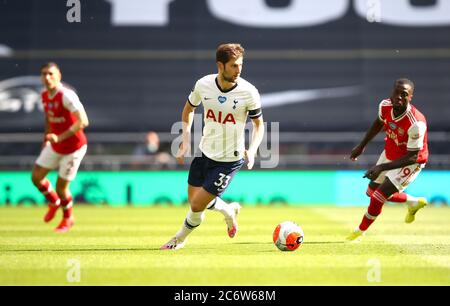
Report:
364,150,419,180
350,117,384,161
176,101,196,164
42,116,50,148
46,91,89,144
364,122,425,180
245,114,264,170
48,109,89,143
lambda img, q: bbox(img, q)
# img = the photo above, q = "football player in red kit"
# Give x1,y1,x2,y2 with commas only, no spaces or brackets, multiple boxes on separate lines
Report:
347,78,428,242
31,62,89,233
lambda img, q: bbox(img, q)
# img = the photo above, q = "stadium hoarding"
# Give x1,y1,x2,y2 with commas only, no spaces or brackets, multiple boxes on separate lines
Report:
1,0,450,133
0,170,448,207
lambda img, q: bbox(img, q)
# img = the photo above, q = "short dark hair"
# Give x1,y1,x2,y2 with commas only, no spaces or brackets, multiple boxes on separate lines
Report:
395,78,414,92
40,62,61,72
216,43,245,65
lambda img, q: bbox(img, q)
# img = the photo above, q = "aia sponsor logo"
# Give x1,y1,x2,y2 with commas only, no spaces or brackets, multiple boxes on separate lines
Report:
206,109,236,124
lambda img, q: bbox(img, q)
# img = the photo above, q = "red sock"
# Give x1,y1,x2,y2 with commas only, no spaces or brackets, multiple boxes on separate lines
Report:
388,192,407,203
359,190,387,231
366,186,375,197
38,180,60,206
61,195,73,219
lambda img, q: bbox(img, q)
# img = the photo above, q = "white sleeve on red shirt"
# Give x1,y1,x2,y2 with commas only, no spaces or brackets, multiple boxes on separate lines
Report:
62,88,85,113
378,101,386,121
407,121,427,150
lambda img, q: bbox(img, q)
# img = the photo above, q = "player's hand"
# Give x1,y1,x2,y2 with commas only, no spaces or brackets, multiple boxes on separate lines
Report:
41,140,50,149
245,149,256,170
363,165,383,181
45,133,59,144
176,142,190,165
350,145,365,161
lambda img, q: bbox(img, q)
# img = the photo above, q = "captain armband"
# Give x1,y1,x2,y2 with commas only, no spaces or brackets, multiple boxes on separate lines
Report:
248,108,262,119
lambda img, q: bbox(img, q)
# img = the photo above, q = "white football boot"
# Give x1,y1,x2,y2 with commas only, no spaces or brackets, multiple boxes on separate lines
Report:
160,237,187,250
225,202,241,238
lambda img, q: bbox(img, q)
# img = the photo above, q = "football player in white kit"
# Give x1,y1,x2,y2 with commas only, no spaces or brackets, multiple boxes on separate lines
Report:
161,43,265,250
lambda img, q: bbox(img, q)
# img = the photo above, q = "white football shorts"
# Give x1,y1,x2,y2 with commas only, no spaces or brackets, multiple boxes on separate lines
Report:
373,150,424,192
36,144,87,181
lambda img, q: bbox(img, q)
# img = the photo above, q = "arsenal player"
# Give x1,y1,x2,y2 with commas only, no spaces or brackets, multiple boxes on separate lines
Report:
31,62,89,233
161,43,265,250
347,78,428,242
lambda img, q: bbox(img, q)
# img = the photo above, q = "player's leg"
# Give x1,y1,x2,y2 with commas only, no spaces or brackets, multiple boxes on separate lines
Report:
160,155,244,250
366,181,379,197
385,165,427,223
32,145,61,222
161,156,208,250
366,169,420,207
54,177,74,232
182,185,216,234
54,145,87,232
203,159,245,238
347,178,398,242
206,197,241,238
366,151,425,208
161,185,215,250
349,153,389,242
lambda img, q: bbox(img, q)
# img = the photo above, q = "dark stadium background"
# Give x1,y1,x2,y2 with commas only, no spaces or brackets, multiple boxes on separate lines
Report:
0,0,449,205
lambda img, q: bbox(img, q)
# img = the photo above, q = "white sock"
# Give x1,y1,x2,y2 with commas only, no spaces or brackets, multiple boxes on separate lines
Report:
355,227,364,234
175,209,205,242
406,194,419,207
207,197,232,218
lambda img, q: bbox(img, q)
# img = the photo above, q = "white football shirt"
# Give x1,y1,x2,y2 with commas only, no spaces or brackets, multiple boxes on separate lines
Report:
188,74,262,162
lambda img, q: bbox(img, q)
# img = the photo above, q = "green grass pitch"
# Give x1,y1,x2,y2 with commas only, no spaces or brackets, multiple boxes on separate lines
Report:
0,205,449,285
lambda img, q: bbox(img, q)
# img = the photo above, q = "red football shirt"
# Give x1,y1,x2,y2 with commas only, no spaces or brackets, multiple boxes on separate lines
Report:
42,85,87,154
378,99,428,164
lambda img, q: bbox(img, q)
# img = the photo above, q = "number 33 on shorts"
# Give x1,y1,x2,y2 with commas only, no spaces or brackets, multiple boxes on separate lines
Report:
214,173,231,192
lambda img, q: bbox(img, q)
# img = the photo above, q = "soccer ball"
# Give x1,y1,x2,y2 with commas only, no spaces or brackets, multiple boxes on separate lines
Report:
273,221,304,251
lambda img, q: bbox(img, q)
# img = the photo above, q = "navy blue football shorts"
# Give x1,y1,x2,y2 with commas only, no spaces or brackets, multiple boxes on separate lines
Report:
188,153,245,197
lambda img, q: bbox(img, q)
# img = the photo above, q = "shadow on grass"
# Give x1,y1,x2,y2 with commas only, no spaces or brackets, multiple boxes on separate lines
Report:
2,242,350,253
303,241,346,245
234,242,273,245
234,241,346,245
1,247,161,252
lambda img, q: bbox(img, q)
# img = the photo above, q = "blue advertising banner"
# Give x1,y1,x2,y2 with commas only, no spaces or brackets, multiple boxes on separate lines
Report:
0,170,448,206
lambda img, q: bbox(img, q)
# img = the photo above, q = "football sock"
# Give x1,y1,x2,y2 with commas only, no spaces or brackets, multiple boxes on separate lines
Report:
388,192,407,203
388,192,420,207
359,190,387,231
37,180,60,206
366,186,375,197
207,197,232,218
175,209,205,241
61,195,73,219
406,194,420,207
